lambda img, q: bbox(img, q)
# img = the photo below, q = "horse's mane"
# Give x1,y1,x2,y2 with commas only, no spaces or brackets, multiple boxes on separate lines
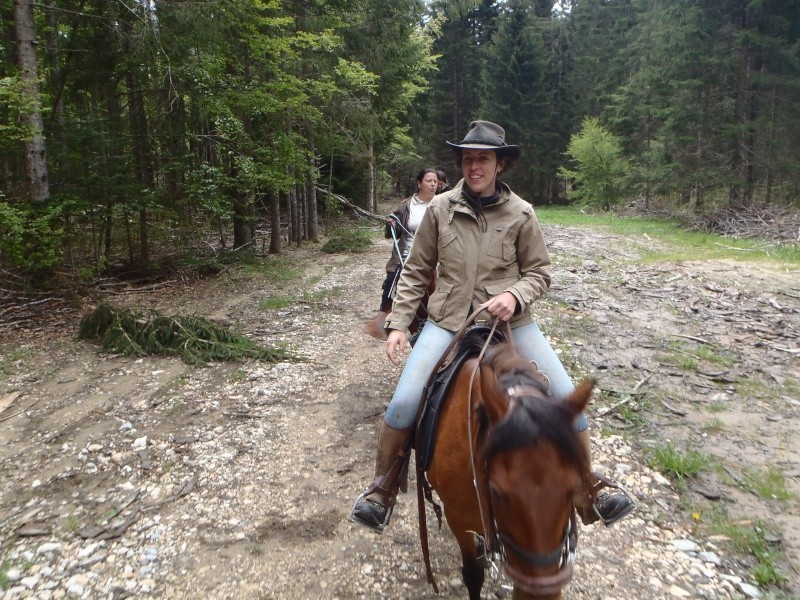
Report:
479,343,588,474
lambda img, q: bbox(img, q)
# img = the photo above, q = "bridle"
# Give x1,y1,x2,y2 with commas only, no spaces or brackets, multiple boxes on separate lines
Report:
466,323,579,597
414,311,583,596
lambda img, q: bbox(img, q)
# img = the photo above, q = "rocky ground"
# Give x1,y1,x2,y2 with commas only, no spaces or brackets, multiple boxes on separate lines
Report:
0,217,798,599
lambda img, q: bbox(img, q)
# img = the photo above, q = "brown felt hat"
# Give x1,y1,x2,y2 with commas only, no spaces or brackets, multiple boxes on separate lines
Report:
446,120,521,160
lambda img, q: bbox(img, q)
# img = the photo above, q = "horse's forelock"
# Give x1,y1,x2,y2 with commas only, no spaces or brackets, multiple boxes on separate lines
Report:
481,348,587,473
485,398,578,462
471,339,587,471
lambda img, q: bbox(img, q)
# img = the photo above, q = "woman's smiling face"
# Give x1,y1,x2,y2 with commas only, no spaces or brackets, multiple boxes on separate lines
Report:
461,149,501,196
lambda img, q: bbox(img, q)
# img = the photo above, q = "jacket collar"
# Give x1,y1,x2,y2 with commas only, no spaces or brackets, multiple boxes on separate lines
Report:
448,178,511,213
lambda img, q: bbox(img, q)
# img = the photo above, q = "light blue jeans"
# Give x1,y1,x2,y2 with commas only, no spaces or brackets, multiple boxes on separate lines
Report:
384,320,588,431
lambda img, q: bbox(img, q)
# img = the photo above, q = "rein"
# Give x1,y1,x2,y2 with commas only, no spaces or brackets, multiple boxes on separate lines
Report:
414,306,495,592
465,317,507,570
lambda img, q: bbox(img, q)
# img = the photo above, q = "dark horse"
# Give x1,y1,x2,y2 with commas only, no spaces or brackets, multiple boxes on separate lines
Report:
423,333,594,600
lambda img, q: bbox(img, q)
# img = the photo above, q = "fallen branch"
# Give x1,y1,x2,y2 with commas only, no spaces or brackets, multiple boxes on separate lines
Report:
315,186,386,223
660,398,687,416
713,242,756,251
632,374,652,393
670,333,713,345
596,395,636,416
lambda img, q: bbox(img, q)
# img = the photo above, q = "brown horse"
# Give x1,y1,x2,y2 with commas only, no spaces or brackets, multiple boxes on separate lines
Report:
425,334,594,600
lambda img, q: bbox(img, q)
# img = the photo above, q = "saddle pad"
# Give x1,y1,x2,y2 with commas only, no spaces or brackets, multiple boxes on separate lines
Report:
417,325,505,472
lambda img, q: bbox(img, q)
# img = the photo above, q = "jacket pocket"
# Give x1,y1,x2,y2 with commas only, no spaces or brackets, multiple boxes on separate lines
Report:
428,280,454,322
487,226,516,261
437,230,459,265
485,281,517,298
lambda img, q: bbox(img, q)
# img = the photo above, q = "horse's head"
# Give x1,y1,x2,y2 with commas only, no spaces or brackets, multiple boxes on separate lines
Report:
476,343,593,599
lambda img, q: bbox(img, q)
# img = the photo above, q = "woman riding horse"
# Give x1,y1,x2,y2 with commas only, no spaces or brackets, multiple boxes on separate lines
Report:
364,168,439,341
350,120,635,533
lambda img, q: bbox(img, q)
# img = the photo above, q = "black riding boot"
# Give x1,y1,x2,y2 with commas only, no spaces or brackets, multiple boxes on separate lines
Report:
349,422,411,534
575,429,636,526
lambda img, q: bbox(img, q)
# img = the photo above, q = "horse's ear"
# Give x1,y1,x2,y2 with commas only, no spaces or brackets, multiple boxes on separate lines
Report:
562,379,595,417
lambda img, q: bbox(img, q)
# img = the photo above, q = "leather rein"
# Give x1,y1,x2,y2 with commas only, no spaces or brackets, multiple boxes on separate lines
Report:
415,311,578,597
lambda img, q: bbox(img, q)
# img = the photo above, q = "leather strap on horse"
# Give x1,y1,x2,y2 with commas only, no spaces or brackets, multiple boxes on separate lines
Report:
360,437,414,504
413,306,483,591
413,307,505,592
466,317,504,559
415,441,439,593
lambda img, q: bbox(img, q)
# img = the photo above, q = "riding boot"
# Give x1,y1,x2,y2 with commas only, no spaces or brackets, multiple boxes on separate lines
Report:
574,429,636,527
349,421,412,533
363,311,389,341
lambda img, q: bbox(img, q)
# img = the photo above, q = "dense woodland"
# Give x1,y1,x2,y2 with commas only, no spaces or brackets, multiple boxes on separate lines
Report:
1,0,799,281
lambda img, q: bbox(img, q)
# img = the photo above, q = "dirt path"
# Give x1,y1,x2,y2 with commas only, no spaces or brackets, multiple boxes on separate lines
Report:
0,221,798,599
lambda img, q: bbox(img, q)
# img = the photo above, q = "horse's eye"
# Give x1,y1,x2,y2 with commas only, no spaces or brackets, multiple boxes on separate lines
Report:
488,482,508,504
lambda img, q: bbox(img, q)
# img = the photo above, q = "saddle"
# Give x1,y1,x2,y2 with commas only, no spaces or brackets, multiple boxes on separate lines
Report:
416,325,506,471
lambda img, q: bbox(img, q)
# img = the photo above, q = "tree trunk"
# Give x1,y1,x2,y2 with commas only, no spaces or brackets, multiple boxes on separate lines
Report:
165,94,187,204
367,139,376,212
306,154,319,243
125,67,153,269
288,184,299,246
269,189,281,254
296,184,305,247
13,0,50,202
729,8,750,206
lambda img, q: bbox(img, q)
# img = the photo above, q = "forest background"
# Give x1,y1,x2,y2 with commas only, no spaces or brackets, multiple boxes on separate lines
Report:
1,0,799,283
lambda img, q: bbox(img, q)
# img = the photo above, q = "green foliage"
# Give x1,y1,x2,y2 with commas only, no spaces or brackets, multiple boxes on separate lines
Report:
0,76,38,151
0,559,9,590
479,0,564,199
646,443,709,482
742,468,794,502
0,200,64,271
260,286,341,310
559,117,629,210
78,304,302,366
707,513,789,588
183,165,234,221
320,228,372,254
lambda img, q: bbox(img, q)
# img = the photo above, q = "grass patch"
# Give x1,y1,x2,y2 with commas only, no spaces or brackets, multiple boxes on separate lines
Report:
536,207,800,265
707,512,789,588
694,344,739,367
260,287,342,311
321,228,372,254
653,338,739,375
646,443,709,482
227,369,248,384
742,467,794,502
736,376,776,403
676,355,699,370
0,559,9,590
701,417,725,434
63,515,81,532
258,255,302,285
0,345,36,378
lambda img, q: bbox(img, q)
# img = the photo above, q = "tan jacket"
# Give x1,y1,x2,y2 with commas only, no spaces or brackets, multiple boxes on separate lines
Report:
385,179,552,334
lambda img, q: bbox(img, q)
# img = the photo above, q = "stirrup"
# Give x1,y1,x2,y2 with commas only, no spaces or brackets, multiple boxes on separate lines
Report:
592,484,636,527
348,492,393,534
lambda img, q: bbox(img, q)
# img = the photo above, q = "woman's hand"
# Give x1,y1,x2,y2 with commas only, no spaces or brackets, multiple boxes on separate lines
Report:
385,329,407,365
482,291,517,322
